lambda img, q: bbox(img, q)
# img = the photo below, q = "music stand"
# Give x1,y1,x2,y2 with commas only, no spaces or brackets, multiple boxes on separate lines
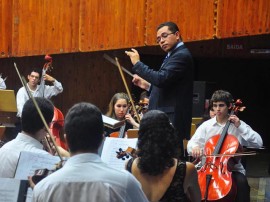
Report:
0,90,17,140
0,90,17,112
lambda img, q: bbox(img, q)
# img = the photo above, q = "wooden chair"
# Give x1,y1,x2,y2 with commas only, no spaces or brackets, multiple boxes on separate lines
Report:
183,123,197,159
0,126,6,140
127,129,139,138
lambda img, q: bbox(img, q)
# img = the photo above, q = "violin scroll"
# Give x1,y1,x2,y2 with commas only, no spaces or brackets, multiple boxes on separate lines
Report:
116,147,137,160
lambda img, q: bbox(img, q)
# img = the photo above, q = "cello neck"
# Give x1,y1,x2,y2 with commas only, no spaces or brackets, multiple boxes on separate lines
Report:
213,110,235,155
118,121,126,138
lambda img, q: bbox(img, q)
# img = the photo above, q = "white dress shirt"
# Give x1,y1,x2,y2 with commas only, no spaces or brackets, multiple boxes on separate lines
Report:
0,77,6,89
32,153,148,202
0,132,50,178
187,117,263,174
16,80,63,117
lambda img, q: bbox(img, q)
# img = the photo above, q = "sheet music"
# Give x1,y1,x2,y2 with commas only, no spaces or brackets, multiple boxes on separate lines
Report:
14,151,61,180
102,115,125,129
101,137,138,170
0,178,27,202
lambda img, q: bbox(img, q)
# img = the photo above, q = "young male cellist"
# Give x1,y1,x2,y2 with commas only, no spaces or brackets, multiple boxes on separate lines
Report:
187,90,263,202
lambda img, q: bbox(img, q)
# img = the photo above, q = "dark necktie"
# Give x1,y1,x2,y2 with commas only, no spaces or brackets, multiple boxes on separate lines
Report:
161,55,169,67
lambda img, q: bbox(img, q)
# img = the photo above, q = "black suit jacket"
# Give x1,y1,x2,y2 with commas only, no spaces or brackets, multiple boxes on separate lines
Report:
132,44,194,139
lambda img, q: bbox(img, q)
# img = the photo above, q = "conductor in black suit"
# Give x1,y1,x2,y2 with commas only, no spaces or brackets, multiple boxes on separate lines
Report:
125,21,194,157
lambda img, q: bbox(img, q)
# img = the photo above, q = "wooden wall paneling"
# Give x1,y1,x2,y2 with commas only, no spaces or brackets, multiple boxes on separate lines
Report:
40,51,132,115
12,0,80,57
145,0,216,45
0,0,13,58
79,0,146,52
0,51,131,118
216,0,270,38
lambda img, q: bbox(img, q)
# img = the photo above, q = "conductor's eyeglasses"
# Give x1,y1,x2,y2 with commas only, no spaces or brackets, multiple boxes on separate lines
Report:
156,32,175,43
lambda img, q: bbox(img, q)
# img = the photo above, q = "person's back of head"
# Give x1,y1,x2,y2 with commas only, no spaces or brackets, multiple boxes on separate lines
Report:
64,102,104,153
21,97,54,135
210,90,234,107
137,110,180,176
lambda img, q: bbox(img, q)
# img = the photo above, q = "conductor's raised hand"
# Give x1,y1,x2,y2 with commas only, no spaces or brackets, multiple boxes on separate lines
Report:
132,74,150,91
125,48,140,65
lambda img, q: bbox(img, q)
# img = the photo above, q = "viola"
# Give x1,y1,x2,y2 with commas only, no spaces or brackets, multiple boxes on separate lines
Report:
197,99,245,202
42,55,67,150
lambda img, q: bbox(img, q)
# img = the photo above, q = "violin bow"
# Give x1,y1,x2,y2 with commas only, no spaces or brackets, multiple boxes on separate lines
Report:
13,62,64,162
103,54,133,77
115,57,140,123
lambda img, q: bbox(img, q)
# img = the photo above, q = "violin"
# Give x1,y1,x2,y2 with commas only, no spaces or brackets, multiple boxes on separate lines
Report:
42,55,67,150
116,147,137,160
197,99,245,202
128,100,149,121
32,160,66,184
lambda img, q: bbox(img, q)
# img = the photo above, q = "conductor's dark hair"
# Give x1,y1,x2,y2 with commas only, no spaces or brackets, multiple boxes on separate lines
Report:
64,102,104,152
210,90,234,107
157,21,180,33
21,97,54,134
137,110,180,176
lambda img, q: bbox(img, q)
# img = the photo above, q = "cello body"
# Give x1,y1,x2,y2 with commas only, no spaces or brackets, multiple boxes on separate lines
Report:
198,134,238,201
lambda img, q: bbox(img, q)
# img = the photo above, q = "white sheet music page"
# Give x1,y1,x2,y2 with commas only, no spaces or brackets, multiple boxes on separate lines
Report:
14,151,61,180
101,137,138,170
0,178,22,202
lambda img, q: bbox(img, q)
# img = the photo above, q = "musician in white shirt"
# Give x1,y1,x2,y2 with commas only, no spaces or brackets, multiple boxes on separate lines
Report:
0,75,6,89
32,102,148,202
0,98,54,178
16,69,63,118
187,90,263,202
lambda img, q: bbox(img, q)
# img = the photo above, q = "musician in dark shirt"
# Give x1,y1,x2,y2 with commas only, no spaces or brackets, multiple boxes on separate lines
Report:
126,110,201,202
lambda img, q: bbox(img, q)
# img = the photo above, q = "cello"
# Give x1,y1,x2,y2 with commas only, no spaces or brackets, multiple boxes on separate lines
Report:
42,55,67,150
197,99,245,202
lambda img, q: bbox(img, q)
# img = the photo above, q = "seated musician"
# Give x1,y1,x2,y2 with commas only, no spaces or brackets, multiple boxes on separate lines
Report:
187,90,263,202
16,69,63,118
138,90,149,118
104,92,139,137
31,102,148,202
0,98,68,178
0,74,7,89
126,110,201,202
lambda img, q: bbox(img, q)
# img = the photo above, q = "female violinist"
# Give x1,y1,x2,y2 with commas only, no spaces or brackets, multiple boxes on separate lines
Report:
104,92,139,137
187,90,263,202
